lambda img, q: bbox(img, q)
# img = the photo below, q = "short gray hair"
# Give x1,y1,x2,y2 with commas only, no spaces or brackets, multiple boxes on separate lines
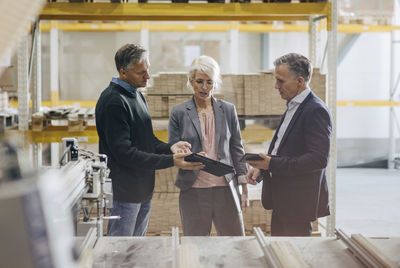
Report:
187,55,222,91
115,44,148,72
273,53,313,84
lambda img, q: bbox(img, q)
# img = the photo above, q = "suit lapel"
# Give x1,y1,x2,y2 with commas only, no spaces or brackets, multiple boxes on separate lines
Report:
213,98,225,152
186,98,203,144
268,112,286,154
277,92,313,153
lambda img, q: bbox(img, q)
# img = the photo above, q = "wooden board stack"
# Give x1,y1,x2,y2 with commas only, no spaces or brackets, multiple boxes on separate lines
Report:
148,72,191,95
310,68,326,102
147,167,181,235
145,71,224,118
220,74,245,115
145,72,192,118
243,200,272,235
147,192,181,236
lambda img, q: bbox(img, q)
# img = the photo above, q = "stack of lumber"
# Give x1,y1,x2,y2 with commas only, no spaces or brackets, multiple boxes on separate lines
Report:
147,192,181,236
145,72,192,118
145,71,224,118
220,74,245,114
243,199,272,235
148,167,181,235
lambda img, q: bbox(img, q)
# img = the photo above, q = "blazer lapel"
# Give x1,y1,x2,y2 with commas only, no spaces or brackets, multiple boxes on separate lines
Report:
268,112,286,154
213,98,225,152
276,92,313,153
186,98,203,143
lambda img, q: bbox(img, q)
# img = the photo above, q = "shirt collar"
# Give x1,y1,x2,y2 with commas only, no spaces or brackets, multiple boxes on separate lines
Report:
111,77,137,94
287,87,311,108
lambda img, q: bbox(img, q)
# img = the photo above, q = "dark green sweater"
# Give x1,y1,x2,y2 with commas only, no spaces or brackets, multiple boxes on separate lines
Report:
95,82,174,203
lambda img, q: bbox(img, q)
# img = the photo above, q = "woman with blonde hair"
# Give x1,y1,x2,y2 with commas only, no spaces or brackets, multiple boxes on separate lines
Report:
168,55,248,236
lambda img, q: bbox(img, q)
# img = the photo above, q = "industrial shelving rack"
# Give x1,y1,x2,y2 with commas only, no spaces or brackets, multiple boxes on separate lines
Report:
15,1,338,236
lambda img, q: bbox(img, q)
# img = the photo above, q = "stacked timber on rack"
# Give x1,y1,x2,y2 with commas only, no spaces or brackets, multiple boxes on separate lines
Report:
220,69,326,116
147,167,181,236
145,72,224,118
145,72,192,118
309,69,326,102
243,198,272,235
219,74,245,114
31,106,95,132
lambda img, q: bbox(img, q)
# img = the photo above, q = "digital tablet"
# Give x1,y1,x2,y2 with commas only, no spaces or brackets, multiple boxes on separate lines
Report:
240,153,264,161
184,153,235,177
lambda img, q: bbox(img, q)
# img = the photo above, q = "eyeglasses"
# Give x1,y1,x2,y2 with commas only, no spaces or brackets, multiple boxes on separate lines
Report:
195,79,214,88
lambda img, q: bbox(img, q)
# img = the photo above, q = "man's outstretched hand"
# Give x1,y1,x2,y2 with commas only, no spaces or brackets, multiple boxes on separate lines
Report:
171,141,192,154
173,152,204,170
246,168,261,185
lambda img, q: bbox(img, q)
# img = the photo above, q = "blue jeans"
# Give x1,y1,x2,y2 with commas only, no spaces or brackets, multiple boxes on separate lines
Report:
107,199,152,236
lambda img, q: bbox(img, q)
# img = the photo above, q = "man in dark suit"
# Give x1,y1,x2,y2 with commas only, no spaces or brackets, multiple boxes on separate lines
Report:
95,44,203,237
246,53,332,236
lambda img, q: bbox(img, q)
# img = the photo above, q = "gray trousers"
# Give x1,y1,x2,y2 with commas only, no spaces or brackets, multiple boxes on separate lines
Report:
179,186,244,236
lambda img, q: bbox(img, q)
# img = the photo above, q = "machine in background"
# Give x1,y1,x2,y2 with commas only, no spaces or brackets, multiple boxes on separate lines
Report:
0,137,113,268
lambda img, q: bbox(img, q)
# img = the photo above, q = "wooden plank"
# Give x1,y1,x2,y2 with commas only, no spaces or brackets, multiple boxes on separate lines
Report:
270,241,308,268
179,243,200,268
351,234,397,268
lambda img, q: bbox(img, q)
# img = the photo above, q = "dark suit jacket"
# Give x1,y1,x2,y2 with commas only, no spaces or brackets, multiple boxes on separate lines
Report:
95,82,174,203
168,97,247,190
262,91,332,221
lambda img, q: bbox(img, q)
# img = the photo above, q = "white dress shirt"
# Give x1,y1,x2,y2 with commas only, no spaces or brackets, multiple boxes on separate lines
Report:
271,87,311,155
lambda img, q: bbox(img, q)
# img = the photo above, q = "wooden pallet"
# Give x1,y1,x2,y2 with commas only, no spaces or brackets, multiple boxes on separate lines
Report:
31,107,96,132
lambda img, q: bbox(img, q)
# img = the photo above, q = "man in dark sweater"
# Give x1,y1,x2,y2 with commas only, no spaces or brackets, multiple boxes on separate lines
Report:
96,44,203,236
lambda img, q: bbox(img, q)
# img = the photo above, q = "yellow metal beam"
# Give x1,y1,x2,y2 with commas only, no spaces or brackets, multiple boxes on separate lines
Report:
40,22,310,33
148,23,231,32
39,2,331,29
41,22,142,32
339,24,400,33
241,125,273,143
40,21,400,34
7,129,99,144
239,23,308,33
337,100,400,107
10,100,98,108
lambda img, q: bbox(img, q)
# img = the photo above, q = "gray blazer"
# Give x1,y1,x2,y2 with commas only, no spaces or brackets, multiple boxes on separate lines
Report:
168,97,247,190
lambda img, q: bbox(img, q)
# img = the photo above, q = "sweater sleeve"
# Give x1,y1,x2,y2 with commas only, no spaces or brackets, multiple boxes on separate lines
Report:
103,103,174,170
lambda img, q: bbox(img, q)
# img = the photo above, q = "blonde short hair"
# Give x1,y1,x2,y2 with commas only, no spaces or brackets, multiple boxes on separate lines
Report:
187,55,222,92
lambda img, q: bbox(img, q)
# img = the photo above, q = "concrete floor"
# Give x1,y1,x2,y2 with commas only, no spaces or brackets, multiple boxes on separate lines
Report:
333,168,400,237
